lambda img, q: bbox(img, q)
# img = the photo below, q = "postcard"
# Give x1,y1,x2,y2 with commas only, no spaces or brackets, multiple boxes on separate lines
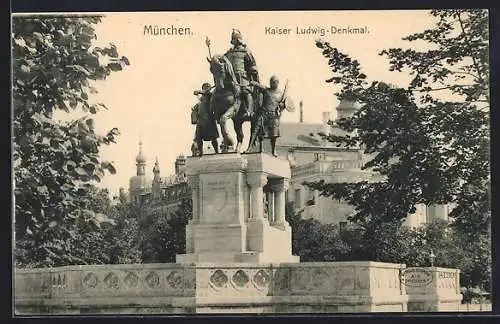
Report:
12,10,491,315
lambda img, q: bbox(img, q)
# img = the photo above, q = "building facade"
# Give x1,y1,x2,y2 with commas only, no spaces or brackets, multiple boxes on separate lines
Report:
276,99,451,228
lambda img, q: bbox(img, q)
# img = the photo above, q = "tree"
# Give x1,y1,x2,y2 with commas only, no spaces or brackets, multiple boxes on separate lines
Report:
380,9,490,240
285,201,301,227
289,203,488,290
101,199,142,264
139,198,192,263
160,198,192,262
68,187,116,265
402,220,490,291
286,203,350,262
13,15,130,267
308,9,489,237
305,10,489,288
15,186,142,267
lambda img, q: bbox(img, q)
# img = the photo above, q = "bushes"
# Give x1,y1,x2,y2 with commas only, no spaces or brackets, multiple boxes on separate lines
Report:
286,203,490,290
138,198,191,263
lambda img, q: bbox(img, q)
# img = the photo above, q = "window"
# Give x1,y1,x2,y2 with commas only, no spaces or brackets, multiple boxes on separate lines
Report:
339,221,347,232
314,152,325,161
285,189,289,202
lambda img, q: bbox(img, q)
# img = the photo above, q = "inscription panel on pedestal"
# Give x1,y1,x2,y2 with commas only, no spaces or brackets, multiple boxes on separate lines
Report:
200,173,240,224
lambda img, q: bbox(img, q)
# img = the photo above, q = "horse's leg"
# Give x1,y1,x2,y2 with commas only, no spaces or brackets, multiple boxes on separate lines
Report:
219,115,234,153
220,139,226,152
219,126,227,153
234,118,244,153
244,115,259,153
245,132,257,153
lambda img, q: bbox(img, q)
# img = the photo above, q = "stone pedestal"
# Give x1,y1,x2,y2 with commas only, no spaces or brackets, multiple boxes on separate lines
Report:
176,153,299,264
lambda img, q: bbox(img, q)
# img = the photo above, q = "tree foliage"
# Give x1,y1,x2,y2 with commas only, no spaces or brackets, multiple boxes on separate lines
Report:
303,10,489,288
15,186,142,267
307,9,490,237
286,203,350,261
287,202,490,290
13,16,130,267
381,9,489,105
101,199,143,265
139,198,192,263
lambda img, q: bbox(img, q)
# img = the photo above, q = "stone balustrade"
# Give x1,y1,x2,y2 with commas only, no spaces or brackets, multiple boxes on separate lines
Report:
15,261,409,314
15,263,196,315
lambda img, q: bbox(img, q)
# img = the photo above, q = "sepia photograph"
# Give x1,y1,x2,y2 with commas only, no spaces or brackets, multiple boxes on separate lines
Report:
12,9,491,315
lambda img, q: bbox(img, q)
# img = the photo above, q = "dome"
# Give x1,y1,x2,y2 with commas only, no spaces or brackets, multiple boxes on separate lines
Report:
136,151,146,164
335,99,362,120
136,142,146,164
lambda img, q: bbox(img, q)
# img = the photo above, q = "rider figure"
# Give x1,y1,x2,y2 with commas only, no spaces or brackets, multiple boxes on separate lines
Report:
191,82,219,156
224,29,259,120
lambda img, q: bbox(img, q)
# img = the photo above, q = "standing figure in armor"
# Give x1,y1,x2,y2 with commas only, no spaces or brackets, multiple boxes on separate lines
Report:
224,29,260,120
191,82,219,156
245,76,287,157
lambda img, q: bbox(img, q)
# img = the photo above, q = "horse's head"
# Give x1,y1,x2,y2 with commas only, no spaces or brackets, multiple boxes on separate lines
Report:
210,54,230,90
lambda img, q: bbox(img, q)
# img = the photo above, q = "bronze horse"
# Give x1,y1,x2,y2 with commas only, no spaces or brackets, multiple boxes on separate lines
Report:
209,54,249,153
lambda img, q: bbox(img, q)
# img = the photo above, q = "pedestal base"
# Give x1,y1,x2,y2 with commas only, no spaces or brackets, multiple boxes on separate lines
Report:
177,220,299,264
182,153,299,264
246,219,299,263
177,251,297,263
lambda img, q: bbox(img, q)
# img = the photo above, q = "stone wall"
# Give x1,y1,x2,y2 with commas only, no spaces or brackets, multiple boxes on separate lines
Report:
15,263,196,315
15,261,408,315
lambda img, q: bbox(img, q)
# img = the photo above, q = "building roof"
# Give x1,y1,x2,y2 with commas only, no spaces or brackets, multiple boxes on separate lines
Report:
278,122,350,148
161,174,188,187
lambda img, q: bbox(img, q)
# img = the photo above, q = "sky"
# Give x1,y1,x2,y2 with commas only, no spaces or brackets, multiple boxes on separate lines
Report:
48,10,437,196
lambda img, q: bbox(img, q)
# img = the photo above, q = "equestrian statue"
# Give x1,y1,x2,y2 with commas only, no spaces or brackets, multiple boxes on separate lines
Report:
191,29,294,156
205,30,261,153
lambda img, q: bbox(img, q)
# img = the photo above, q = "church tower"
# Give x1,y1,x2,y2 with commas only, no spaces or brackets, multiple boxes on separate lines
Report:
129,141,151,204
136,141,146,175
152,157,162,199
